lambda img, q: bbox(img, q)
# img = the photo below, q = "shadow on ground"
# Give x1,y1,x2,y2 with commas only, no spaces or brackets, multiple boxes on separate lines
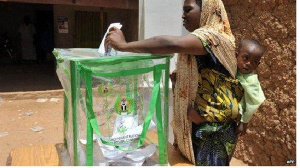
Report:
0,62,62,92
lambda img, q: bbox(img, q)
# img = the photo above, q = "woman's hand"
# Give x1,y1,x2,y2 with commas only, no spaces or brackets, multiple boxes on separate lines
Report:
105,27,127,51
187,105,206,124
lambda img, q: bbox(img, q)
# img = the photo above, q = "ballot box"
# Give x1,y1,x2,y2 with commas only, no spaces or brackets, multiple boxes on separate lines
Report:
53,48,171,166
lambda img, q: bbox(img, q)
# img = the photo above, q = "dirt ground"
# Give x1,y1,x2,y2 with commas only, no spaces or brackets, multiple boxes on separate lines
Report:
0,62,247,166
0,95,64,165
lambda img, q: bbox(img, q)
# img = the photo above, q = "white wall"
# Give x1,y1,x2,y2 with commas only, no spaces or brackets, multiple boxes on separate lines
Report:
139,0,189,145
139,0,187,72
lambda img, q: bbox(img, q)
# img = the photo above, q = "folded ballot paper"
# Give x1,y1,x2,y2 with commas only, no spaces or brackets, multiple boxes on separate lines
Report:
98,23,122,56
98,23,143,57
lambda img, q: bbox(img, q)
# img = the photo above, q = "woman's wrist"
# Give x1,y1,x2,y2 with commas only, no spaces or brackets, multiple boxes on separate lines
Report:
118,42,128,52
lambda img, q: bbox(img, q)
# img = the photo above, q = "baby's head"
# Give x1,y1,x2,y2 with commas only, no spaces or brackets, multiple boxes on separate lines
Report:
236,38,265,74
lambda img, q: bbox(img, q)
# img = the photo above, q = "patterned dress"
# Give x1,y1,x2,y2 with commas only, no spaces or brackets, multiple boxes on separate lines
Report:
172,0,242,164
192,45,243,166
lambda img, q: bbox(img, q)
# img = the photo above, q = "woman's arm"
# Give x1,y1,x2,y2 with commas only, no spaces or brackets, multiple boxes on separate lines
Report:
105,27,208,55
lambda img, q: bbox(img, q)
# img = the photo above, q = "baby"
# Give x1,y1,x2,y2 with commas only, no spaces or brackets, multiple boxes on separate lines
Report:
185,38,266,132
236,38,266,135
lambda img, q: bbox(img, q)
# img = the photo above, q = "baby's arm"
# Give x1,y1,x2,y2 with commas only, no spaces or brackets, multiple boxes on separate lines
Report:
237,73,265,135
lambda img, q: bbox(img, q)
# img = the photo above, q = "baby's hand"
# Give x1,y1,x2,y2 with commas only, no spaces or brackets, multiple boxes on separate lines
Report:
187,105,206,124
237,122,248,136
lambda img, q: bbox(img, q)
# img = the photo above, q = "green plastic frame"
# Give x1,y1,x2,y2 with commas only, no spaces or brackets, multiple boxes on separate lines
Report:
55,50,171,166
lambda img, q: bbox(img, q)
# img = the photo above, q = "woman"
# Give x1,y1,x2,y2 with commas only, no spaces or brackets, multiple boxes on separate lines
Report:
105,0,243,166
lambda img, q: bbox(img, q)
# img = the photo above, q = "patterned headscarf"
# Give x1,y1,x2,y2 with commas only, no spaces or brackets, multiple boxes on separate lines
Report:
172,0,236,164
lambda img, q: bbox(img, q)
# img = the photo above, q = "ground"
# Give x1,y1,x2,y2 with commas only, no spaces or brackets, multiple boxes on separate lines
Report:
0,96,63,165
0,63,248,166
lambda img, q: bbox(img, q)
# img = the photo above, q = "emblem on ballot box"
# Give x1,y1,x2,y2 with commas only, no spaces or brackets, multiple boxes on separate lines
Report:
112,96,140,141
121,97,127,112
98,83,112,95
114,96,134,115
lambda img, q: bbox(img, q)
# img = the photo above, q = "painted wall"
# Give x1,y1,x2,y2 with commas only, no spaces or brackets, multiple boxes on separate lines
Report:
139,0,185,72
138,0,187,144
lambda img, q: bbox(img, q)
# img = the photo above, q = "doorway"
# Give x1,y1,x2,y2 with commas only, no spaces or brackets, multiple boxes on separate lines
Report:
35,9,54,63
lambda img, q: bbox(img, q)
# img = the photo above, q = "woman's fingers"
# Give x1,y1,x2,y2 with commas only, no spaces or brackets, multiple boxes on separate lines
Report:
105,30,116,51
109,26,116,32
105,27,116,51
104,27,126,51
109,26,119,32
104,36,110,51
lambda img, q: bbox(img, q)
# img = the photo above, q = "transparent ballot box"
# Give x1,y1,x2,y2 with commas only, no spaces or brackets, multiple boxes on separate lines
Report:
53,49,170,166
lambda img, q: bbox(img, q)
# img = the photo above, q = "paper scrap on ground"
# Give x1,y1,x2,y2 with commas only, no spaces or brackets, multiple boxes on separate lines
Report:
31,126,44,132
79,135,97,145
36,98,48,102
24,111,34,116
50,98,60,102
0,132,9,138
98,23,122,56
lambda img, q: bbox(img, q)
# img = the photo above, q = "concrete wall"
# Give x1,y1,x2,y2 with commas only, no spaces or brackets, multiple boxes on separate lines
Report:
53,5,138,48
223,0,296,166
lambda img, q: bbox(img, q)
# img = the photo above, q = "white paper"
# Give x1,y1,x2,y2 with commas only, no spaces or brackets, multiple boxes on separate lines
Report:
31,126,44,132
24,111,34,116
95,135,126,160
125,144,156,161
36,98,48,102
78,135,97,145
96,134,156,165
50,98,60,102
98,23,122,56
110,114,141,143
0,132,9,138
